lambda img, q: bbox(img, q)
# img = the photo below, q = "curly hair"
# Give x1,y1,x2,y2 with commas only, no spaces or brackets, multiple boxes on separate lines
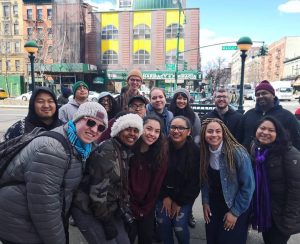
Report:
169,92,196,125
133,115,168,170
200,118,247,183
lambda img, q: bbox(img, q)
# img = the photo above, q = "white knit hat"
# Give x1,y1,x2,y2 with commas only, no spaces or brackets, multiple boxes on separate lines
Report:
73,102,108,128
110,113,143,138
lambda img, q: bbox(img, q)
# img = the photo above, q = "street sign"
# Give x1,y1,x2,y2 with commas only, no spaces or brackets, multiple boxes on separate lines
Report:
222,45,238,50
166,63,176,71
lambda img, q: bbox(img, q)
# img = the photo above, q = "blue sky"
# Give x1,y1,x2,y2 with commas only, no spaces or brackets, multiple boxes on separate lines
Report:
86,0,300,67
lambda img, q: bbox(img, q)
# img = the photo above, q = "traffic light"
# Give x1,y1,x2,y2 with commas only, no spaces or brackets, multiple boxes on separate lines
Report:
258,45,268,56
183,61,188,70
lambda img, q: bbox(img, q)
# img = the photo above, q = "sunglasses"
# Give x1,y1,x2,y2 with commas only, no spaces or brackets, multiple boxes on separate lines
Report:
86,119,106,132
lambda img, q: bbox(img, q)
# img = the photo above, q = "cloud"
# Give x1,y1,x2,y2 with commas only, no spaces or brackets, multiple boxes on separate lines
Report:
278,0,300,13
84,0,116,11
200,29,237,71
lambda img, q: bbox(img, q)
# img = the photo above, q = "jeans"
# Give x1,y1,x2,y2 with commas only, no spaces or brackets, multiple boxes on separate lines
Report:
71,207,130,244
156,201,192,244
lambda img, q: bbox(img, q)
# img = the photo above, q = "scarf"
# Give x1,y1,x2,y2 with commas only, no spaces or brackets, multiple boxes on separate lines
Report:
67,121,91,161
252,146,272,232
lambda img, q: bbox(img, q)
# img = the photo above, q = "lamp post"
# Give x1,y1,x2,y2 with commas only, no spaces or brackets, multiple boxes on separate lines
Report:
236,36,253,113
172,0,183,90
24,40,38,91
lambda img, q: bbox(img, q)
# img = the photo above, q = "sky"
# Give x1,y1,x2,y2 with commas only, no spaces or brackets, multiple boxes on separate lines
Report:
85,0,300,69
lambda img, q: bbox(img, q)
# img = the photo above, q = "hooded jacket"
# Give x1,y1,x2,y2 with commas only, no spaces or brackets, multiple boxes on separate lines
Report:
59,97,83,124
0,124,86,244
237,97,300,151
3,87,62,141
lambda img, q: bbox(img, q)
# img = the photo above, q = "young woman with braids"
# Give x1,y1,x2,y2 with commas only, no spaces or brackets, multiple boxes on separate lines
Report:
250,116,300,244
156,116,200,244
128,115,169,244
200,118,255,244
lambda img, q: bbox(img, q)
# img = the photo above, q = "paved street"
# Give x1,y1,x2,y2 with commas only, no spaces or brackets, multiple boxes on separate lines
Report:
1,99,300,243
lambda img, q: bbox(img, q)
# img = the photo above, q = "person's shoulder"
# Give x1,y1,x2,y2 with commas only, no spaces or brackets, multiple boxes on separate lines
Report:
3,119,25,141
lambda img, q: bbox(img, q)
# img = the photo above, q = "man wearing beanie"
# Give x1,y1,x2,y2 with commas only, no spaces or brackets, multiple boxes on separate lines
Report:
237,80,300,151
118,68,144,111
0,102,107,244
59,80,89,123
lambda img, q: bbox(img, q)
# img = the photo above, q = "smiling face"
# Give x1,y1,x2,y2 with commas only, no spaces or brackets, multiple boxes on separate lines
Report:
255,90,275,109
128,99,146,118
75,117,104,144
176,94,188,109
256,120,277,145
127,75,142,92
75,85,89,101
169,118,191,148
34,91,56,121
214,91,229,110
118,127,140,146
99,95,112,112
205,121,223,150
142,119,161,146
150,89,166,113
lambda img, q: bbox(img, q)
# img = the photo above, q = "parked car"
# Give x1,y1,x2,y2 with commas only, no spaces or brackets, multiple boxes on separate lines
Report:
15,91,32,101
0,88,9,99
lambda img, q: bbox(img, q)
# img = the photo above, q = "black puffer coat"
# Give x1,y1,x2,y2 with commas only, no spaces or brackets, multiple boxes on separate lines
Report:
251,145,300,235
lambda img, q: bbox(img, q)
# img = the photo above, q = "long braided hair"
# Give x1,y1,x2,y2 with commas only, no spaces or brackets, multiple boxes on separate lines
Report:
200,118,247,183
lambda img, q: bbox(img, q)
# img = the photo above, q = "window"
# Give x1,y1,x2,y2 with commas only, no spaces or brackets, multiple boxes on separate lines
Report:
4,23,10,35
13,5,18,16
27,9,32,20
15,60,20,72
37,9,43,20
37,27,43,36
133,24,151,39
165,49,183,64
47,9,52,20
14,23,19,35
133,50,150,64
6,60,11,71
27,28,33,38
3,5,9,17
48,45,53,55
119,0,132,8
101,25,118,40
15,41,20,53
6,42,11,53
47,28,53,39
102,50,118,64
166,23,183,38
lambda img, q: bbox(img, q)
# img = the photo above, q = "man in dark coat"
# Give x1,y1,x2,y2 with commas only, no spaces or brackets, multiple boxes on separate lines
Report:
2,86,63,141
237,80,300,151
202,88,242,138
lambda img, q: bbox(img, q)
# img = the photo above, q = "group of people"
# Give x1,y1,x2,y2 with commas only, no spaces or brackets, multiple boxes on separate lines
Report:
0,71,300,244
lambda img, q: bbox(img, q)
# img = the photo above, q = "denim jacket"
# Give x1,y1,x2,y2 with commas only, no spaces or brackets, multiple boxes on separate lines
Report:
202,146,255,217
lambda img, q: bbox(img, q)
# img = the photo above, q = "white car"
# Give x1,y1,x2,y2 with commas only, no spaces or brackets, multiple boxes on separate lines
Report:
15,91,32,101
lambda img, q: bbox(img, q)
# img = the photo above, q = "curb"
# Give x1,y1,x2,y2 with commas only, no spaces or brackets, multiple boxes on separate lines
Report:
0,105,28,109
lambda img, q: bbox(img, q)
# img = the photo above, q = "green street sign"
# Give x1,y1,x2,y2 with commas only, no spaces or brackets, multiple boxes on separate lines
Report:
222,45,238,50
166,63,176,71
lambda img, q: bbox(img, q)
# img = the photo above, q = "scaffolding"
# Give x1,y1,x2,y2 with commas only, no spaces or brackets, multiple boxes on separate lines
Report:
52,0,84,63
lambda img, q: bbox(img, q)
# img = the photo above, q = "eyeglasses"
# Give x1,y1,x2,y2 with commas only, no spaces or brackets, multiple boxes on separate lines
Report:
129,104,145,110
170,125,190,132
215,95,227,100
129,78,142,83
86,118,106,132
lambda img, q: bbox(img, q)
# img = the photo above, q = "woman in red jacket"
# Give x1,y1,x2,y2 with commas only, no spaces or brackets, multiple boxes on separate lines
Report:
128,115,169,244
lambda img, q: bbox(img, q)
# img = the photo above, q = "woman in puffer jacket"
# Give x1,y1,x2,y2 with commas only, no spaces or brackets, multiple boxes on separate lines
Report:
250,116,300,244
0,102,107,244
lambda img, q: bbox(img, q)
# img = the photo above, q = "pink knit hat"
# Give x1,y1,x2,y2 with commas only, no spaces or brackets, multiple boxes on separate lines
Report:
255,80,275,96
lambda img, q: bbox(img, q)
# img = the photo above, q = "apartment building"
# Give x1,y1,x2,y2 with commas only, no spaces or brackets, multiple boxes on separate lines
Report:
0,0,25,95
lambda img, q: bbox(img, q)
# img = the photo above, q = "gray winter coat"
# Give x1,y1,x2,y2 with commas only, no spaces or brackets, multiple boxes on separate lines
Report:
59,98,81,123
0,124,85,244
